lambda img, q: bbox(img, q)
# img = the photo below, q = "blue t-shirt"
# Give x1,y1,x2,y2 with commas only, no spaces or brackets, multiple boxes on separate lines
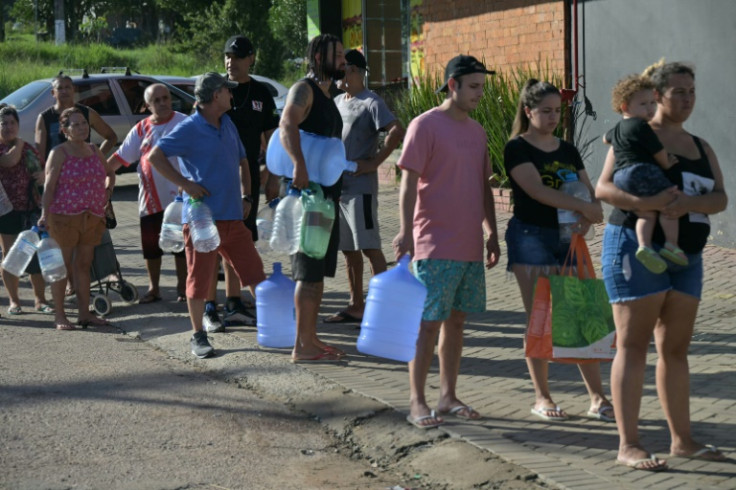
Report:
156,110,246,222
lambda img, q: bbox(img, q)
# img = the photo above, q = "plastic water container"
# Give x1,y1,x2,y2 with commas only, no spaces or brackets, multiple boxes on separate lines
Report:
299,184,335,259
0,181,13,217
266,128,358,186
37,230,67,283
255,198,280,253
187,198,220,253
159,196,185,253
269,188,302,255
1,226,40,277
255,262,297,348
557,169,594,242
358,255,427,362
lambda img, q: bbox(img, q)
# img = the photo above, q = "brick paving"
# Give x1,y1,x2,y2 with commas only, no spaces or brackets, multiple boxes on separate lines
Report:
107,167,735,490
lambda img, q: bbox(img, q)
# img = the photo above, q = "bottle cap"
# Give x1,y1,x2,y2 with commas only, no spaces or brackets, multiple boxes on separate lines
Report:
175,195,184,202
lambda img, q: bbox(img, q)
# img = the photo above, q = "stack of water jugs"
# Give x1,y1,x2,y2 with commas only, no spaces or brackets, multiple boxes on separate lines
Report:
2,226,67,283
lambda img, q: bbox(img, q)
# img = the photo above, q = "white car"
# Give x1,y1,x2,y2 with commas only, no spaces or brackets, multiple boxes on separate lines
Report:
159,74,288,115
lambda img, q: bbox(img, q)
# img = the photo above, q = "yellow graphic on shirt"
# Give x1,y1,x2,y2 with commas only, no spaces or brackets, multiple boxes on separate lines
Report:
540,161,579,190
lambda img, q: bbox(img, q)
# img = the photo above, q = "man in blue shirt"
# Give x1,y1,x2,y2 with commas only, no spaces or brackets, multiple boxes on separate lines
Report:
148,72,266,358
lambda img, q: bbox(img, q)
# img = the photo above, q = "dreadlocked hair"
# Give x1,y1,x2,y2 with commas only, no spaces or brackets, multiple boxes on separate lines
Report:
306,33,341,81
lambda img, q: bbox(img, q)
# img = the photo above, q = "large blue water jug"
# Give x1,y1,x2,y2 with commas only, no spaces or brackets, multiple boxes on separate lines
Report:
266,128,358,186
255,262,296,348
357,255,427,362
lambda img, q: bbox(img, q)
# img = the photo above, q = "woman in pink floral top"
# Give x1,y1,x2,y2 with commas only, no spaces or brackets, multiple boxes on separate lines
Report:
0,104,52,316
40,107,116,330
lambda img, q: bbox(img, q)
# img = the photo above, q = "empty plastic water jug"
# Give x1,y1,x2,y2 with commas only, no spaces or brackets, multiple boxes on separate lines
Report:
187,198,220,253
1,226,40,277
255,198,280,253
37,230,67,283
266,128,358,186
269,188,302,255
159,196,185,253
255,262,296,348
299,183,335,259
358,255,427,362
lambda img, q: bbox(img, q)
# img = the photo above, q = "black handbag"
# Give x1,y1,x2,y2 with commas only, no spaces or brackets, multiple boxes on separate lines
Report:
105,199,117,229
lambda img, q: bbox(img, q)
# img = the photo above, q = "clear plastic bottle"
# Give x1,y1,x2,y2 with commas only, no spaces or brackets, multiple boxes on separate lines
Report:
0,181,13,217
557,169,594,242
255,198,280,253
265,129,358,186
187,198,220,253
269,188,302,255
37,230,67,283
159,196,185,253
1,226,41,277
299,185,335,259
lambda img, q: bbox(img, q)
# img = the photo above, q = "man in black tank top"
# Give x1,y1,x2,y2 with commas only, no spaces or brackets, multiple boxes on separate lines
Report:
35,75,117,161
279,34,347,363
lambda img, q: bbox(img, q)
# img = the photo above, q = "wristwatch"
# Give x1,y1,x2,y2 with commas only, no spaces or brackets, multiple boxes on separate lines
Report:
242,194,253,203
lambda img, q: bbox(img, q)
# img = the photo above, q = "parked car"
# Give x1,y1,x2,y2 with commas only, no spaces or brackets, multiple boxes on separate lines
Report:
0,70,195,148
158,74,288,115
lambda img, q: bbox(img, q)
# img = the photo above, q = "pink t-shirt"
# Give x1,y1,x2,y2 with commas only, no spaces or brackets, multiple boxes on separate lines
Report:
397,107,491,262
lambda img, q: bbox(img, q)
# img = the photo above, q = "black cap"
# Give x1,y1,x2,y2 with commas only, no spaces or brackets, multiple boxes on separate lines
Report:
224,35,254,58
436,55,495,93
345,49,369,72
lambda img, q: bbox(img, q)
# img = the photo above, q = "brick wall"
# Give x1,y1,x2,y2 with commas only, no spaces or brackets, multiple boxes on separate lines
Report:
419,0,567,80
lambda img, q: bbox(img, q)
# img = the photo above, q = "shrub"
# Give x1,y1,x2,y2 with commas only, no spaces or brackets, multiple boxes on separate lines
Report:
392,64,598,188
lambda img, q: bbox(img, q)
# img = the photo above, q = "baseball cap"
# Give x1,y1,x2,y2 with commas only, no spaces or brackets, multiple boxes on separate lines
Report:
194,72,237,103
345,49,369,72
224,35,254,58
436,55,495,93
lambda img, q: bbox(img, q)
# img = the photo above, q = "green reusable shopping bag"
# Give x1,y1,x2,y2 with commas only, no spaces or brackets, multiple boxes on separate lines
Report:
548,234,616,360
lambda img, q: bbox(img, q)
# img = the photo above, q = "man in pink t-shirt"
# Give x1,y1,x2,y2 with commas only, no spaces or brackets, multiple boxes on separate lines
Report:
393,55,501,429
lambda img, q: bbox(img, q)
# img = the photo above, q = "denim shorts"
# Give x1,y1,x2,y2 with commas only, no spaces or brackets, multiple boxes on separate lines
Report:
412,259,486,322
505,217,571,272
601,224,703,302
613,162,673,197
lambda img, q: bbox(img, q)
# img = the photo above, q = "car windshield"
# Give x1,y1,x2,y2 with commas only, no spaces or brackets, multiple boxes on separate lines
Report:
0,80,51,110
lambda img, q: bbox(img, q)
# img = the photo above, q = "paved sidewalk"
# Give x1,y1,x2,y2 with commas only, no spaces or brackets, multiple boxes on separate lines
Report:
105,171,735,489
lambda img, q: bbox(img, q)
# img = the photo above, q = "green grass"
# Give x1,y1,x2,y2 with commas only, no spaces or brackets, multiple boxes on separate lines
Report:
0,37,215,98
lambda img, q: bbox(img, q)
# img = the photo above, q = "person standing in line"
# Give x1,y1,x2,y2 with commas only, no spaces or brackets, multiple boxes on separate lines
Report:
147,72,266,359
324,49,405,324
503,79,612,423
393,55,500,429
0,104,52,315
279,33,347,362
597,61,727,471
35,74,118,298
107,83,188,304
35,75,118,163
199,35,280,333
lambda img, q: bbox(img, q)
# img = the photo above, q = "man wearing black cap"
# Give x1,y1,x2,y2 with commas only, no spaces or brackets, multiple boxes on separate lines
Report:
198,35,280,332
324,49,405,324
393,55,501,428
148,72,266,359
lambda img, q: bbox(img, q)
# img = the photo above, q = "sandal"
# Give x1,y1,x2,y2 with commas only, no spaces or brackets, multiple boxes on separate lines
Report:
635,246,667,274
659,242,689,266
7,305,22,315
176,292,187,303
56,322,76,331
35,304,54,314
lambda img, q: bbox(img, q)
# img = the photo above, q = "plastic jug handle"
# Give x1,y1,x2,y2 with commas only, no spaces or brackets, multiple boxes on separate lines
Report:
398,254,412,268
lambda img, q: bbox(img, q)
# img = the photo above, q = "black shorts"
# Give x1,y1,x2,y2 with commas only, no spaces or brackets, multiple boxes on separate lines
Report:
0,210,41,274
140,211,185,260
286,179,341,283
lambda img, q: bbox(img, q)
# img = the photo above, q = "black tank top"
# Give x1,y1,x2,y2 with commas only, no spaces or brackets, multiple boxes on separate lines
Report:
297,78,343,199
40,104,91,159
299,78,342,138
609,136,715,253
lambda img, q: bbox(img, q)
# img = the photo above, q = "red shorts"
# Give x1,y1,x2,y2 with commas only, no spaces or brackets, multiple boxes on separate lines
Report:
183,220,266,299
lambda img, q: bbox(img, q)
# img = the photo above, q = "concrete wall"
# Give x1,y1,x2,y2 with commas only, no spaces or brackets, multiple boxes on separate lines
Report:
575,0,736,248
419,0,567,77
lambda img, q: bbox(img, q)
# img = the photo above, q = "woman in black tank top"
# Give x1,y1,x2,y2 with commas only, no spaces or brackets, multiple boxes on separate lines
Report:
596,62,728,470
